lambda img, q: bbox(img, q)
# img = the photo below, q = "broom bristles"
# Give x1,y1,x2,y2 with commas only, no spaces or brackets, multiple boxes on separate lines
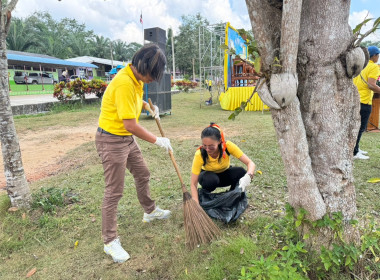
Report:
183,191,222,249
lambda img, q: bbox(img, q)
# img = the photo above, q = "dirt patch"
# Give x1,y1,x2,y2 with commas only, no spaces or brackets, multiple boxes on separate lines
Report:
0,124,98,189
0,121,242,191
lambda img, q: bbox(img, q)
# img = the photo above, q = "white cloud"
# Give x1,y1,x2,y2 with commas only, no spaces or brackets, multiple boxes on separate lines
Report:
12,0,252,44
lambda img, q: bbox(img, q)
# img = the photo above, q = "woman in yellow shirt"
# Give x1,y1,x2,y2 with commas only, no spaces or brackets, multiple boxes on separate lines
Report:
190,123,256,203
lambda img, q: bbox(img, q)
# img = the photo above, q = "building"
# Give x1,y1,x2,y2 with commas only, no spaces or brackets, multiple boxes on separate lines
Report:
65,56,126,78
7,50,98,82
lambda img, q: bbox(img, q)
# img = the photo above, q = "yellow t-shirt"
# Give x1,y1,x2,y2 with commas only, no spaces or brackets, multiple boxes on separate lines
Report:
353,60,380,105
191,141,244,175
208,80,212,86
98,64,144,135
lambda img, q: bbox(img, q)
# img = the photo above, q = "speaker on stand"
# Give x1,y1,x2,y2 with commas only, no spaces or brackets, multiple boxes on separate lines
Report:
143,27,171,115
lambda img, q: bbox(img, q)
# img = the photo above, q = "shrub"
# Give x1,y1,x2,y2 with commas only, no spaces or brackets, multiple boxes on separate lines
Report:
31,187,79,214
240,204,380,279
174,79,198,92
53,78,108,103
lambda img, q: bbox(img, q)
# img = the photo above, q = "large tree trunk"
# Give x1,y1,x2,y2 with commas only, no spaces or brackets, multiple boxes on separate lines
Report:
246,0,359,246
0,0,30,208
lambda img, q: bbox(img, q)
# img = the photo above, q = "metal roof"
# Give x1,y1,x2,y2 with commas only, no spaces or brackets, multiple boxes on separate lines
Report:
7,51,98,68
66,56,126,67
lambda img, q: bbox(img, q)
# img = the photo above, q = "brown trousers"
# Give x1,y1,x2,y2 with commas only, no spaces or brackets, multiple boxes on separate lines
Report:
95,131,155,244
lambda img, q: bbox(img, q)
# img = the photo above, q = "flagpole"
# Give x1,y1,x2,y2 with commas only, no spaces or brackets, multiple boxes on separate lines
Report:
141,10,144,45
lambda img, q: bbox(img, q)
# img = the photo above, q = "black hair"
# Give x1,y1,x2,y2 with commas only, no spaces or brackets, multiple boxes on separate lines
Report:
131,43,166,81
200,122,224,165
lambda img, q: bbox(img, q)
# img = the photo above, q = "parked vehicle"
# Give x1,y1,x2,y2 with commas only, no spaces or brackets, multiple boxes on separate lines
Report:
13,71,28,84
13,71,58,84
69,75,87,82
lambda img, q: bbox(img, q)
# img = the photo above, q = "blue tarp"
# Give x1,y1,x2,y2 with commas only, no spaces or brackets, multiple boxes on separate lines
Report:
7,54,98,68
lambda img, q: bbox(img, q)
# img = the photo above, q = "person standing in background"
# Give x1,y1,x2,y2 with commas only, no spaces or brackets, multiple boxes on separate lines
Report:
353,46,380,160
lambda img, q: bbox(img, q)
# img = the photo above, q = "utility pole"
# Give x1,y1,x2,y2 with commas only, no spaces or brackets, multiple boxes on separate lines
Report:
192,58,195,81
110,42,114,68
171,29,175,80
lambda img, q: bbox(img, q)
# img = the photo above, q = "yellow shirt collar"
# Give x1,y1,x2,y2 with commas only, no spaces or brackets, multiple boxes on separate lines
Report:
126,63,144,90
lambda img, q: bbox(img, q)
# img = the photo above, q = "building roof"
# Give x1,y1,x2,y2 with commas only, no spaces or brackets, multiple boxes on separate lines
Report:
66,56,126,67
7,50,98,68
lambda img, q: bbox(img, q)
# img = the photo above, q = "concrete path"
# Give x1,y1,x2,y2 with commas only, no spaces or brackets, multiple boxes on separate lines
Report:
10,94,57,106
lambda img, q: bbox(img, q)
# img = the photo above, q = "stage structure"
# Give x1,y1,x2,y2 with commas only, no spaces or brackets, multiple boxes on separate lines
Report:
198,23,226,106
219,22,267,111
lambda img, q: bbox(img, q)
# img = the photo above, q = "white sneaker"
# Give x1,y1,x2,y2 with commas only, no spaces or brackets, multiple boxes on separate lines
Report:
104,237,130,263
142,206,171,223
359,149,368,155
354,153,369,160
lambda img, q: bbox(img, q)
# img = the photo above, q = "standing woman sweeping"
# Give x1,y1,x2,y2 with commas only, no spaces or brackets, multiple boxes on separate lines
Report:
95,44,173,263
190,123,256,203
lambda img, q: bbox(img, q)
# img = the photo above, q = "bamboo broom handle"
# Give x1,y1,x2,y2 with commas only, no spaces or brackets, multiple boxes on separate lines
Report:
147,99,187,193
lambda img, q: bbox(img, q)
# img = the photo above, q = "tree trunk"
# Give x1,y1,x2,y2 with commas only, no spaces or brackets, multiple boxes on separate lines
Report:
0,0,31,208
246,0,359,247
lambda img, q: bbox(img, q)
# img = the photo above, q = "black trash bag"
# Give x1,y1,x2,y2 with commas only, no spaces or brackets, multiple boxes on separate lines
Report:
197,186,248,224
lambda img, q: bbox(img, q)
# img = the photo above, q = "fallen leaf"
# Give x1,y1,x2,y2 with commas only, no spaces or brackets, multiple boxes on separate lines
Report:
91,218,96,222
26,267,37,278
241,139,246,142
240,248,244,254
74,240,79,249
256,170,262,175
22,213,26,220
8,207,18,212
367,178,380,183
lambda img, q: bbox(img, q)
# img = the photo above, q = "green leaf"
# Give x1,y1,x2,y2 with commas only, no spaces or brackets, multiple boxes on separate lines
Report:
241,266,246,276
219,44,229,50
367,177,380,183
282,246,289,251
353,18,373,34
352,18,372,34
228,113,236,120
295,220,301,227
254,57,261,74
303,233,310,240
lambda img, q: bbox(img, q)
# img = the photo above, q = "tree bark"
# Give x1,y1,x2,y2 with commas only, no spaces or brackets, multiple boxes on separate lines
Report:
246,0,359,246
0,0,30,208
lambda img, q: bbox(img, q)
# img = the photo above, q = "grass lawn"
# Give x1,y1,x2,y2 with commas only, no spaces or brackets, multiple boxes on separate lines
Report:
0,91,380,279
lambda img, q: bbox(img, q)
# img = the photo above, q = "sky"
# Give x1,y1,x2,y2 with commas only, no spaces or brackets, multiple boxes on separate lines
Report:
12,0,380,44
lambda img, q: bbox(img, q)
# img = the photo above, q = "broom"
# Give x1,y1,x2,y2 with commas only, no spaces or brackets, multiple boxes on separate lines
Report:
147,98,221,249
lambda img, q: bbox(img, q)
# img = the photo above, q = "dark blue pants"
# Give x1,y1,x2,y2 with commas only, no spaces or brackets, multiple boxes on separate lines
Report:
198,166,246,192
354,103,372,155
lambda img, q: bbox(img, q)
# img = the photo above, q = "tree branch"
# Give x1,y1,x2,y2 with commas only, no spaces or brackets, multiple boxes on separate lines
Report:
6,0,18,12
245,0,282,72
280,0,303,73
355,25,380,47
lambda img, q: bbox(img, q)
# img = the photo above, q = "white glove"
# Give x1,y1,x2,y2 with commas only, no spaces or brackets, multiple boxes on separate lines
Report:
154,137,173,153
239,173,252,192
153,105,160,120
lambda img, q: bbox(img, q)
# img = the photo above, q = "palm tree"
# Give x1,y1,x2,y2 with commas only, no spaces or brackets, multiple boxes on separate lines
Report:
6,17,37,51
89,35,111,59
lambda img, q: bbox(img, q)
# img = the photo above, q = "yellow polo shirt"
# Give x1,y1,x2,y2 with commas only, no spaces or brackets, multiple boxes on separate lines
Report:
353,60,380,105
191,141,244,175
98,64,144,135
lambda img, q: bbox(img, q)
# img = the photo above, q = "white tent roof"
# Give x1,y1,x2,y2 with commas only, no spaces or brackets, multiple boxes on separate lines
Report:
66,56,127,68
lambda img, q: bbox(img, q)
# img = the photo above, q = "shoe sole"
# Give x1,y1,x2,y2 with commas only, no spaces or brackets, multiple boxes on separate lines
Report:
142,214,171,223
104,250,130,263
